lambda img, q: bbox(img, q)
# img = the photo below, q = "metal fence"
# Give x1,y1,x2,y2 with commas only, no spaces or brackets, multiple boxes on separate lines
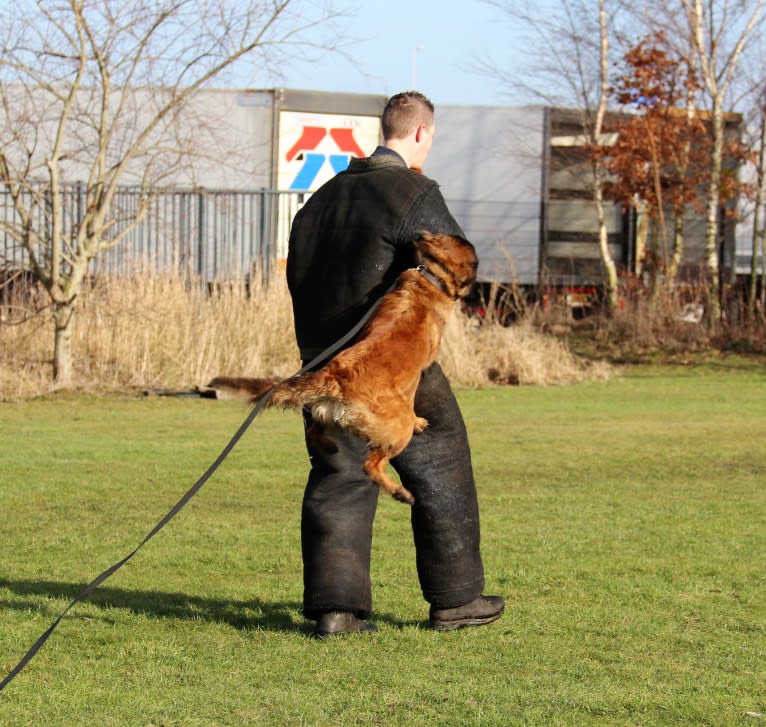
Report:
0,184,306,283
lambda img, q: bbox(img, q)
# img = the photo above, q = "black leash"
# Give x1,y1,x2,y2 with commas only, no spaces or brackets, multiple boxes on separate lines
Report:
0,297,381,693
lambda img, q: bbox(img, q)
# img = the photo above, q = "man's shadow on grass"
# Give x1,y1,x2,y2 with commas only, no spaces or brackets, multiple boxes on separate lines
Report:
0,579,423,634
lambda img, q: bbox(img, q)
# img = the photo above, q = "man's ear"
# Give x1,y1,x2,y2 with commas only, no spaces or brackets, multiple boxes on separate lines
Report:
414,124,425,142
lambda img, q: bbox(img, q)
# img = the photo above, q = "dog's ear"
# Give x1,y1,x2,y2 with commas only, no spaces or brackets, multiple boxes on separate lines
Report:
450,236,478,298
411,233,428,264
412,232,447,267
455,258,478,298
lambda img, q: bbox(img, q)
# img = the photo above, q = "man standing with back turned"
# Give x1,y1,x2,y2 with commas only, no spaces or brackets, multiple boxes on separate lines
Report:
286,91,504,638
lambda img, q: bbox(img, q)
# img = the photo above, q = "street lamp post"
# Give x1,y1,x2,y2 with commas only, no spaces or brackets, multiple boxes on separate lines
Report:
411,45,424,88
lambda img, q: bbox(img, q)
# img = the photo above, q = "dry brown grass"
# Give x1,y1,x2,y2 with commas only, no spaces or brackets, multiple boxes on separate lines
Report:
601,286,712,353
550,283,718,363
0,270,611,400
439,309,612,387
0,269,299,399
522,278,766,365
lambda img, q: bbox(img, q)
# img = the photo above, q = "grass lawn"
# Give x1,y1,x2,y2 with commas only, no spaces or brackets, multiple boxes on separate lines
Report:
1,364,765,726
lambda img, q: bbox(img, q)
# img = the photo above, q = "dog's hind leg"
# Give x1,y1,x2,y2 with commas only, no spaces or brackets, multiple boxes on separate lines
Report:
413,416,429,433
363,449,415,505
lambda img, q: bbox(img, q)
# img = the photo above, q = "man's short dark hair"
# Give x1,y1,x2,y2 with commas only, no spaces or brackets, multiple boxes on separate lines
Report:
381,91,435,141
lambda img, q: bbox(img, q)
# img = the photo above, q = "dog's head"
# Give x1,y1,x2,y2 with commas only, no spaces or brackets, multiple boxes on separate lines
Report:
413,233,478,299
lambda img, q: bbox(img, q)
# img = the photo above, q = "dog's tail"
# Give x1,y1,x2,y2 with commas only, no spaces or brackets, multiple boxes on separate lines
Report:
207,376,281,402
207,373,340,412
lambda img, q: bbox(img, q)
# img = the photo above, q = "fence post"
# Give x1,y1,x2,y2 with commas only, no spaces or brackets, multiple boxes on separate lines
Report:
259,189,269,283
197,190,206,286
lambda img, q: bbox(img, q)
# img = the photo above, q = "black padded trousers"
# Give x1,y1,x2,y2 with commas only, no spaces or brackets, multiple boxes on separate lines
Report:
300,363,485,620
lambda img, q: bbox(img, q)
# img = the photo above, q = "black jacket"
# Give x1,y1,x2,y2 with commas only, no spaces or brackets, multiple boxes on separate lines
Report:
286,151,464,360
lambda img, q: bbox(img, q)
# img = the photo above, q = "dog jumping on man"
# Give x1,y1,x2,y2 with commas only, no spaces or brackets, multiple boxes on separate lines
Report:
208,231,478,505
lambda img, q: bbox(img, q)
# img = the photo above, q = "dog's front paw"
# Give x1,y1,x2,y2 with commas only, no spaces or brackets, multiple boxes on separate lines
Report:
413,416,429,433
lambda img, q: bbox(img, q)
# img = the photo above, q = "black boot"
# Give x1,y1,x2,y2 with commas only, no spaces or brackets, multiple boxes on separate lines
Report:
429,595,505,632
314,611,378,639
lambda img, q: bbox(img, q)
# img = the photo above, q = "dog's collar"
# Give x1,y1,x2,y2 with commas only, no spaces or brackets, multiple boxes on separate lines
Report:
416,264,452,298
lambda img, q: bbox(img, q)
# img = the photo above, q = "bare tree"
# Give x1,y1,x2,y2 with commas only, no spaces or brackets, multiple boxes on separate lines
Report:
0,0,341,386
637,0,766,318
481,0,625,312
682,0,765,319
724,15,766,322
749,94,766,318
592,0,619,313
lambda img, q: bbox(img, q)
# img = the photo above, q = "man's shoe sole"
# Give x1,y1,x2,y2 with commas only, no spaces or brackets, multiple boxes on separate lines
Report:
313,623,378,639
430,610,504,632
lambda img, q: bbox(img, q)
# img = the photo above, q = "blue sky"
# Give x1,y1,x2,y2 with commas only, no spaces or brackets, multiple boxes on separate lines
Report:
251,1,527,107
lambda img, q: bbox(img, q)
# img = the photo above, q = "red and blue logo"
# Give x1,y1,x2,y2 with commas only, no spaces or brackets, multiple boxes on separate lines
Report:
285,126,366,190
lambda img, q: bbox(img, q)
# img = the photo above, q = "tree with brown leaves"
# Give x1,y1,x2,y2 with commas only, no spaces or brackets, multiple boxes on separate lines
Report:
605,33,709,289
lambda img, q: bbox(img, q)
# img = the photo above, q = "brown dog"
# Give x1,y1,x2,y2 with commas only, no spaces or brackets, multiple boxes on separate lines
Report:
209,232,478,505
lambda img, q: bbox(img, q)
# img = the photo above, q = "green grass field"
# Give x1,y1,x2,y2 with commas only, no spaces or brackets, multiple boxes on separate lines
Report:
1,365,765,726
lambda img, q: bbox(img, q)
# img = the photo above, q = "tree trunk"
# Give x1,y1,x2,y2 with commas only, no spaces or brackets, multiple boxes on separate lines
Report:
747,201,764,323
703,103,724,322
761,227,766,319
667,100,696,292
53,301,75,387
668,213,684,285
594,0,618,314
647,123,670,272
595,183,619,313
749,109,765,321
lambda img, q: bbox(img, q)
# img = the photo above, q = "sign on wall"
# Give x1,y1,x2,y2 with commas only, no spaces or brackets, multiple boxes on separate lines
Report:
278,111,380,191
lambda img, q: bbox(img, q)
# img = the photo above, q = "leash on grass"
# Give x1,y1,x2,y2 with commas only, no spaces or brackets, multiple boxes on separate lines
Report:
0,298,384,693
